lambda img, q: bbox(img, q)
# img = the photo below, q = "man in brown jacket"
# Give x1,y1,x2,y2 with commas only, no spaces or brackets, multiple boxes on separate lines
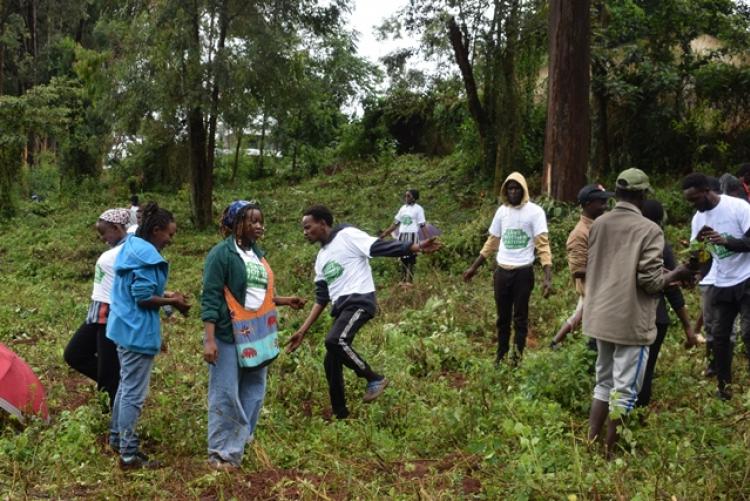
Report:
584,168,693,457
550,184,612,348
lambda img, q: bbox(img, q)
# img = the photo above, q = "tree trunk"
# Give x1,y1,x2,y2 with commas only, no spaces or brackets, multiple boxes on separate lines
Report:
188,107,212,228
186,0,213,229
590,0,609,179
448,16,496,178
542,0,591,202
0,42,4,95
206,0,228,184
257,110,267,177
231,129,242,181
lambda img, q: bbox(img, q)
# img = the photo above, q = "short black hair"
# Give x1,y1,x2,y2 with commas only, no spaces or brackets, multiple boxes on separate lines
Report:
641,199,664,226
614,187,645,204
136,202,174,241
737,163,750,179
407,189,420,201
681,173,710,191
130,195,139,205
303,205,333,226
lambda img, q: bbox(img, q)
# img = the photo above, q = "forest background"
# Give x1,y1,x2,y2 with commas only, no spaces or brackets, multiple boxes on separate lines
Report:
2,0,750,498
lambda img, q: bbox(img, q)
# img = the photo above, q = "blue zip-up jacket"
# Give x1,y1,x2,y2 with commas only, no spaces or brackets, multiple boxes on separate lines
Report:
106,235,169,355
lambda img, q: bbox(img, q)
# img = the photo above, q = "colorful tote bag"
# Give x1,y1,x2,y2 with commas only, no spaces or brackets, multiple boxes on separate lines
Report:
223,258,279,369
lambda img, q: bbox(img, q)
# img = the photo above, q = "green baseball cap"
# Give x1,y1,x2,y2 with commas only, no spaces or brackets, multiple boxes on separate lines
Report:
615,168,651,192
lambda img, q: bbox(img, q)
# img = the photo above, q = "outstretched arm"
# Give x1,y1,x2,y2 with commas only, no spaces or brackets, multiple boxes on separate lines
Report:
285,302,326,353
379,222,399,239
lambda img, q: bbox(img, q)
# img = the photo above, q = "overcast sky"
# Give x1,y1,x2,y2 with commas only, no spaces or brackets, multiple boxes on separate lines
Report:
348,0,411,66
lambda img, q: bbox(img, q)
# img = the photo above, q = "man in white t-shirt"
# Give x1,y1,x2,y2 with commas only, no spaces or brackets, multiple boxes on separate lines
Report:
286,205,440,419
463,172,553,365
683,172,750,400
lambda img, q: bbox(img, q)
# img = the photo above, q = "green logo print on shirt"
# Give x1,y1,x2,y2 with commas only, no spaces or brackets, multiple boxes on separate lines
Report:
400,215,413,226
94,264,105,284
708,234,736,260
245,262,268,289
323,260,344,285
502,228,531,250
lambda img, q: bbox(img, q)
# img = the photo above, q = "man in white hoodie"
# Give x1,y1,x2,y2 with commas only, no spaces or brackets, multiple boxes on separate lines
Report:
463,172,553,365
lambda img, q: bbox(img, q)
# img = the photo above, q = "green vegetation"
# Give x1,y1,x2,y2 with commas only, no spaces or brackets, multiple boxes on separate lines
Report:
1,156,748,499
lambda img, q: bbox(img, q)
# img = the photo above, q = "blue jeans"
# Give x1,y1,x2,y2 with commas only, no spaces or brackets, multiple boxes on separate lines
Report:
109,347,155,458
207,337,267,466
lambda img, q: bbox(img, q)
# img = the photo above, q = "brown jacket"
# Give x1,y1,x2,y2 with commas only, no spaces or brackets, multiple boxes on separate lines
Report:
583,201,665,345
566,214,594,295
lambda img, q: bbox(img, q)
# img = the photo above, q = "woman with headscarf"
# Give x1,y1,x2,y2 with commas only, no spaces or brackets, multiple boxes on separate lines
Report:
64,208,131,409
201,200,306,470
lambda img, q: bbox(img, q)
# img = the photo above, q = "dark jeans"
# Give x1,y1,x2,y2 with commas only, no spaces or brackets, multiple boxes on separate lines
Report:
493,266,535,359
636,323,668,408
400,254,416,282
709,277,750,390
64,321,120,408
324,307,382,418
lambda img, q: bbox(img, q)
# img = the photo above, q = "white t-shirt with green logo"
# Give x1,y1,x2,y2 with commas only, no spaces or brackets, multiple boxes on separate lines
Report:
488,202,548,267
690,195,750,287
235,242,269,310
315,227,378,304
91,241,126,303
395,203,426,234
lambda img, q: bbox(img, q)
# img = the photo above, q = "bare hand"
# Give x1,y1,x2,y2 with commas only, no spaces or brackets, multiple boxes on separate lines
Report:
285,331,305,353
704,230,728,246
204,338,218,364
542,279,553,298
417,237,441,254
462,267,477,283
170,292,192,316
287,296,307,310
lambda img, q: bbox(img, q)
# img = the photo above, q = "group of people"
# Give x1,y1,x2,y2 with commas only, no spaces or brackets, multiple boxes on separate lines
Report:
548,166,750,456
62,162,750,469
64,194,439,470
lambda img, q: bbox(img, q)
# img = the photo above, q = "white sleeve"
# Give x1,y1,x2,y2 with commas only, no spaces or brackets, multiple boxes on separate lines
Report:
532,206,549,237
488,208,503,238
416,205,426,226
313,254,325,282
737,201,750,234
345,228,378,258
690,213,700,241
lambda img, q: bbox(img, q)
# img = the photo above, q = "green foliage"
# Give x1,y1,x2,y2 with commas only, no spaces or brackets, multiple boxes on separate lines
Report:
592,0,750,175
2,157,750,498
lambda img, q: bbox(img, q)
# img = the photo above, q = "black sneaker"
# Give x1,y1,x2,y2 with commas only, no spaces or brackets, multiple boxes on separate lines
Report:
119,453,163,470
716,388,732,401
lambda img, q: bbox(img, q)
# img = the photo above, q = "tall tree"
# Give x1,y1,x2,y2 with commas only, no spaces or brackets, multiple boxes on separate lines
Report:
100,0,358,228
542,0,590,201
383,0,546,193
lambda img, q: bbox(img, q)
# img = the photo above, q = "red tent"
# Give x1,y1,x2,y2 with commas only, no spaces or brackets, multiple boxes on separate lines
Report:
0,343,48,422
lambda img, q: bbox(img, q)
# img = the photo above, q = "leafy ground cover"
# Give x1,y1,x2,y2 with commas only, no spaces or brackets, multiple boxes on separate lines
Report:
1,157,749,499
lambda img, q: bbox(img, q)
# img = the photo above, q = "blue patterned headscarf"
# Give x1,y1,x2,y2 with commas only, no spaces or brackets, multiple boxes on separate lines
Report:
222,200,251,228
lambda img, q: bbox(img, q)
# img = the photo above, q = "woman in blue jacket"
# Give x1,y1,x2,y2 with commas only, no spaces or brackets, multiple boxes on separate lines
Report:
106,202,191,470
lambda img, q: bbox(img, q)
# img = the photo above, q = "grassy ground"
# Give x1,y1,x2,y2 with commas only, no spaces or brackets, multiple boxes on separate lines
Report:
1,156,749,499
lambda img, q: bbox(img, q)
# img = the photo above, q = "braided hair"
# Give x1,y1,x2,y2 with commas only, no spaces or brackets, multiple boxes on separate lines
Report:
136,202,174,242
232,202,263,249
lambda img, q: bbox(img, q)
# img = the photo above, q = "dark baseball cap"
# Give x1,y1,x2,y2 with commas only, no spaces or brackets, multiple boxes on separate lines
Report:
578,184,614,204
